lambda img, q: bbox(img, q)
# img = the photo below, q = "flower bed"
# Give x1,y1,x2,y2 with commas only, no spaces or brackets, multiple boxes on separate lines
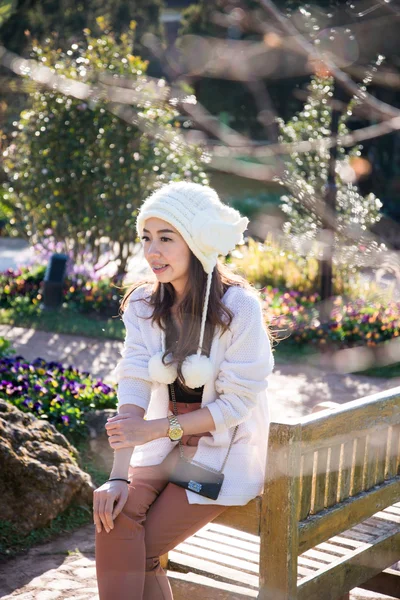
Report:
262,286,400,350
0,354,117,444
0,266,123,317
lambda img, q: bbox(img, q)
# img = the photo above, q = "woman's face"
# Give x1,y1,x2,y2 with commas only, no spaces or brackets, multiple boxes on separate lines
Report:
141,217,191,299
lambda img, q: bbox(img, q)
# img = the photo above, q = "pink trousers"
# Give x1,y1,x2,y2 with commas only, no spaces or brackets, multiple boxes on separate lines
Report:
95,401,227,600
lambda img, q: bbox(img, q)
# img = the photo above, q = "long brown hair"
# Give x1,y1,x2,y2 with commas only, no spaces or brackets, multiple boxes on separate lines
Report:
118,254,275,388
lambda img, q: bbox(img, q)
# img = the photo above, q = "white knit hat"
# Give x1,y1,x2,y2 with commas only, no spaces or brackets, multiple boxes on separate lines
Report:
136,181,249,388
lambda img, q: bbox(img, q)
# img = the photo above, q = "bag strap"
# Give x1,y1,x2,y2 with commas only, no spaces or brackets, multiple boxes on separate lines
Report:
169,382,238,475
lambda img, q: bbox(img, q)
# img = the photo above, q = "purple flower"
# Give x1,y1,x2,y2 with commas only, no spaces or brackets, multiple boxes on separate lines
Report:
61,415,70,425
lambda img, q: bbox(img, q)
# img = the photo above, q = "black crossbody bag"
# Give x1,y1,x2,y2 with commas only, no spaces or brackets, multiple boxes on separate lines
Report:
168,383,238,500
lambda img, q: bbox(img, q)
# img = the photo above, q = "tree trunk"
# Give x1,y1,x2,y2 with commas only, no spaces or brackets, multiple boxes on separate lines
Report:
319,79,347,321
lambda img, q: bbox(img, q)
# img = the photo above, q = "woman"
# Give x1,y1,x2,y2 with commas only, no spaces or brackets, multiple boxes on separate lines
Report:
94,181,275,600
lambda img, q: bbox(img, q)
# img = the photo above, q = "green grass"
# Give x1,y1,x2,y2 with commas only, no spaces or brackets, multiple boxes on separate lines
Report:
0,304,124,340
0,438,108,562
354,363,400,378
273,341,318,365
0,506,92,562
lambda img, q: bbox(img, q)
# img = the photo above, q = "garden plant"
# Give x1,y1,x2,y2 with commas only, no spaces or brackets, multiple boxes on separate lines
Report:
1,17,209,275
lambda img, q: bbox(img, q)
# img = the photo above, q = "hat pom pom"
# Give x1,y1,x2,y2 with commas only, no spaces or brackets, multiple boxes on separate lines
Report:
181,354,213,388
148,352,177,384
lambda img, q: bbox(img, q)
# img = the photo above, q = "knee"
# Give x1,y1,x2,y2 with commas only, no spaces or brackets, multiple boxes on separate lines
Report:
96,510,144,542
121,485,150,524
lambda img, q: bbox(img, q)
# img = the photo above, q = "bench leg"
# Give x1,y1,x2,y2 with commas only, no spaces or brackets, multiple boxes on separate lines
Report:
358,568,400,599
160,552,169,570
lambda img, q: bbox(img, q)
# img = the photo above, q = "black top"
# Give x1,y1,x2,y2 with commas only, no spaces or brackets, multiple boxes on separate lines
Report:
166,320,204,403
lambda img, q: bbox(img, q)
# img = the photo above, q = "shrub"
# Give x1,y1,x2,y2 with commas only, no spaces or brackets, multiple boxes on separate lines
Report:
2,18,209,276
228,234,395,302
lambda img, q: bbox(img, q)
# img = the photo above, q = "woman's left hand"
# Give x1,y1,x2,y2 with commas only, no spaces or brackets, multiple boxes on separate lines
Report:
105,414,153,449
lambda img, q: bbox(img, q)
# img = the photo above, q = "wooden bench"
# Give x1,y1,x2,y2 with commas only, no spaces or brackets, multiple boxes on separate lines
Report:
163,386,400,599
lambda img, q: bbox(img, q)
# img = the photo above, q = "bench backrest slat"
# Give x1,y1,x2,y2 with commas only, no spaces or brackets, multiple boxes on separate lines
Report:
387,424,400,478
299,452,314,520
326,444,341,507
352,435,367,495
313,448,329,513
375,428,388,484
338,439,354,503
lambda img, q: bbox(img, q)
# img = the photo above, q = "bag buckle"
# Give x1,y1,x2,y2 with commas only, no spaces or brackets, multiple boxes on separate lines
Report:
188,480,202,493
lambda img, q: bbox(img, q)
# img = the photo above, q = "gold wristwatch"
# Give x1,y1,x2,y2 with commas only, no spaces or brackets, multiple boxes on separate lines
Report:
167,415,184,441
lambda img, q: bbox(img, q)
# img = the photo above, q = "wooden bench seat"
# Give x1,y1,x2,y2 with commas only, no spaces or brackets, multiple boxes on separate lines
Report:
168,504,400,599
165,386,400,600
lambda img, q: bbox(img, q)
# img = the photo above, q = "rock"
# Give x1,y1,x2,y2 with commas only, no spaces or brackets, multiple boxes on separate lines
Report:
84,409,117,472
0,400,95,534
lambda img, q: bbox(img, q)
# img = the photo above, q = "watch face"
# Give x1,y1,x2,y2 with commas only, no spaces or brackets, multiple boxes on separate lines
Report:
169,428,183,441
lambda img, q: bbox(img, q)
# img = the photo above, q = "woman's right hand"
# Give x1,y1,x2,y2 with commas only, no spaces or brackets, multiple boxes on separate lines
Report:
93,480,130,534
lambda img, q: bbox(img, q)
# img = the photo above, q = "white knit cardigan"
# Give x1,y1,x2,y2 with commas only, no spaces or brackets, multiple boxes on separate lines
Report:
114,283,275,506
